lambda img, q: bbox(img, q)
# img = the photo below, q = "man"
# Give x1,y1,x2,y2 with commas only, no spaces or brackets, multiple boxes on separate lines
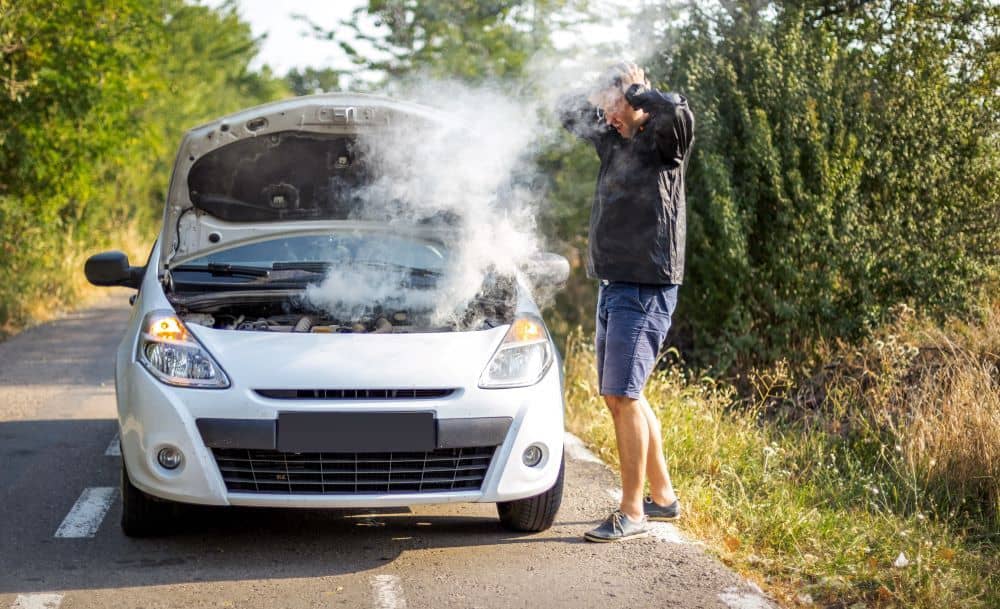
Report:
558,61,694,542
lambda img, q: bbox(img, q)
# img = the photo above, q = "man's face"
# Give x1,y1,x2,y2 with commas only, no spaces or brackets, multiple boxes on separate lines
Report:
598,90,646,139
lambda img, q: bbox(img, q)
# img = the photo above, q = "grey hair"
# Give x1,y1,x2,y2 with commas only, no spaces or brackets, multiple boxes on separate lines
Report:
597,61,651,92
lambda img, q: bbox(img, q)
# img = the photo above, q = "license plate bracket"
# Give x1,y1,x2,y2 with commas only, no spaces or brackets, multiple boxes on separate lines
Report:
277,412,436,453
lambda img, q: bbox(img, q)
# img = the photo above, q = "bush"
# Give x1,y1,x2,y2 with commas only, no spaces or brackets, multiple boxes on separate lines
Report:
634,1,999,369
563,307,999,607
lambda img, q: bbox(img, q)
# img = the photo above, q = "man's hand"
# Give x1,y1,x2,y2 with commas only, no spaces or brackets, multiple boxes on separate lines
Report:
588,61,649,109
616,61,646,95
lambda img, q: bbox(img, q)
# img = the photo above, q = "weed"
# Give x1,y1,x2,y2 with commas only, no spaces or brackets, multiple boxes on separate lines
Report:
563,308,999,608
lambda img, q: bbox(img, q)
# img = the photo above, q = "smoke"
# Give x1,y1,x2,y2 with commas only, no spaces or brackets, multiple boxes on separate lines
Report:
304,81,546,326
303,17,665,328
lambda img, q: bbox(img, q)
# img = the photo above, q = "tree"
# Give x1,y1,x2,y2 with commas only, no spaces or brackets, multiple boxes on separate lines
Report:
0,0,287,330
306,0,580,88
630,0,999,368
286,67,342,95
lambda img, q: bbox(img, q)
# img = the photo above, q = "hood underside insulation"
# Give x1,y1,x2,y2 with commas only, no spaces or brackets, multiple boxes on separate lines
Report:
187,132,372,222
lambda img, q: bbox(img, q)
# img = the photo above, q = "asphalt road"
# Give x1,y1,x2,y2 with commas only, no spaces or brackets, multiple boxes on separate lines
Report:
0,292,777,609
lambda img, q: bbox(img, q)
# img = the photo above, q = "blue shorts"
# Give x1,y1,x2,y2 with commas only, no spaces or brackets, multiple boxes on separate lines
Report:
595,281,678,399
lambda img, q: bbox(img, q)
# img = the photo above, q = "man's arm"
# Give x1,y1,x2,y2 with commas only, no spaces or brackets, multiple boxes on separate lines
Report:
626,84,694,168
556,91,609,146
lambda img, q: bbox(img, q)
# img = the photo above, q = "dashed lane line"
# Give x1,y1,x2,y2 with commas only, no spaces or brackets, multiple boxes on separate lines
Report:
105,433,120,457
10,593,63,609
371,575,408,609
54,487,116,538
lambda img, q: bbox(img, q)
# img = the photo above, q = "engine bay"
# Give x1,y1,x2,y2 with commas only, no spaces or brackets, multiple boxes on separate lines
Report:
171,274,517,333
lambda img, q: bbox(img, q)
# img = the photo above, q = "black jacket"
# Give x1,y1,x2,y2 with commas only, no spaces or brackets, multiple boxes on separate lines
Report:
559,85,694,285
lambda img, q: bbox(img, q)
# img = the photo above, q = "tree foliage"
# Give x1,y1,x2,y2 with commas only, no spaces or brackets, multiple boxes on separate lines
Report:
645,0,999,367
304,0,999,367
317,0,577,87
0,0,286,330
285,67,341,96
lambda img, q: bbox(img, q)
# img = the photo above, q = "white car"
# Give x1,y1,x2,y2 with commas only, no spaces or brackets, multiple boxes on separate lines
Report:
85,93,569,536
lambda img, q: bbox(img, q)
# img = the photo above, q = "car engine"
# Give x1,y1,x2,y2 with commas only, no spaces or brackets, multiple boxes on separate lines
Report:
173,275,516,333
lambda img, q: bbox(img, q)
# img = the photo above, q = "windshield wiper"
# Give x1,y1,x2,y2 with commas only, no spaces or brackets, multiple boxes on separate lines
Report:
271,260,442,277
171,263,271,278
352,260,442,277
270,261,331,273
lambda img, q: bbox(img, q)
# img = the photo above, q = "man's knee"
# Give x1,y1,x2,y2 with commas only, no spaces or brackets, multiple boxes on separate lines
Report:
603,394,639,416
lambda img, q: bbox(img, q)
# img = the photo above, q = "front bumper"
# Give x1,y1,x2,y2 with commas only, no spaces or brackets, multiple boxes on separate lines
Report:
116,360,565,508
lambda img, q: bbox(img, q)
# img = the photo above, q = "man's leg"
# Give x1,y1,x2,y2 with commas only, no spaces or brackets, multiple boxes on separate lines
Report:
639,394,677,505
604,394,648,522
586,283,678,541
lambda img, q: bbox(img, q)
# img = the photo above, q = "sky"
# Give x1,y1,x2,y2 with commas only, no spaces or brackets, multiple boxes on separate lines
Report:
207,0,634,76
209,0,370,74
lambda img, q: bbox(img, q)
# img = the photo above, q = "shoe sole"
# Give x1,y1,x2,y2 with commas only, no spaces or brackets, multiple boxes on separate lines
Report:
646,513,680,522
583,530,650,543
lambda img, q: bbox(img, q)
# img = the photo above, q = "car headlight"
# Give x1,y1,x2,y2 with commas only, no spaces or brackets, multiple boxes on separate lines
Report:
137,310,229,388
479,316,554,388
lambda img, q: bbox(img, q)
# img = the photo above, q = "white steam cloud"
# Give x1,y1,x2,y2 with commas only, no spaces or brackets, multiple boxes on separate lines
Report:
304,82,545,326
303,32,662,327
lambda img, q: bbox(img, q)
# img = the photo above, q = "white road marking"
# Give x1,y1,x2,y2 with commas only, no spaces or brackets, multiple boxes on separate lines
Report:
54,487,116,538
105,433,120,456
718,585,777,609
10,593,63,609
607,487,623,501
563,432,604,464
371,574,407,609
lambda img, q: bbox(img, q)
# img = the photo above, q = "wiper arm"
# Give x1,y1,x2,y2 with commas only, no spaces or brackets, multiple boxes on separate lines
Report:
271,261,331,273
172,263,271,278
353,260,442,277
271,260,442,278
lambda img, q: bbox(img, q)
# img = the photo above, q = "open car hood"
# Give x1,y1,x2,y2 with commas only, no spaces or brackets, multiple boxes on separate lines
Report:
159,93,448,270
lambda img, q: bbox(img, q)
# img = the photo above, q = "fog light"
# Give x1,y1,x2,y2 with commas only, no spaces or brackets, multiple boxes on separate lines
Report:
157,446,183,470
522,444,544,467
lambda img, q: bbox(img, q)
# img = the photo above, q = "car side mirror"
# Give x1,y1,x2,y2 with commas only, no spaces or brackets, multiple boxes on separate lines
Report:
521,252,570,289
84,251,144,289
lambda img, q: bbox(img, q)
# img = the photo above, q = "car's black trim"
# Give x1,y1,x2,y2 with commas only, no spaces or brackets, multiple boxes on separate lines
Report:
196,416,513,451
437,417,512,449
197,418,275,450
278,411,437,453
212,446,495,495
255,388,456,400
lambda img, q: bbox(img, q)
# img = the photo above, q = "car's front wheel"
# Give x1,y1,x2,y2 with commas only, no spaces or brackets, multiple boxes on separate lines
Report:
496,453,564,532
120,457,180,537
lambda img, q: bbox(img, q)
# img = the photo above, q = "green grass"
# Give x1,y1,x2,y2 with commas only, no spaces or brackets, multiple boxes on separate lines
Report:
563,317,999,608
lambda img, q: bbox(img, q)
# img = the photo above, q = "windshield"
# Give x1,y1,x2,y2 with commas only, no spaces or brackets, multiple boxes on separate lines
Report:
176,232,448,274
166,230,517,333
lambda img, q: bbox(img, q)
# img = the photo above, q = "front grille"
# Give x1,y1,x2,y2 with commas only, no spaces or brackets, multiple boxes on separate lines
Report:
255,388,455,400
213,446,496,495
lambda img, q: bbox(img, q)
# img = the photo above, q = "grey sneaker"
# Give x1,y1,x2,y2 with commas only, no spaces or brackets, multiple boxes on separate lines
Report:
643,496,681,521
583,509,649,542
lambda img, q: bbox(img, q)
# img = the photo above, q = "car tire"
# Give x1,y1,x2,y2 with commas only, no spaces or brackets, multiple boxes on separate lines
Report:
120,457,178,537
496,452,564,532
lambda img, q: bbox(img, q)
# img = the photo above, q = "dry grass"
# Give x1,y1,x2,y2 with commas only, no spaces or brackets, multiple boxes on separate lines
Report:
794,302,1000,529
562,303,1000,608
0,219,150,339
